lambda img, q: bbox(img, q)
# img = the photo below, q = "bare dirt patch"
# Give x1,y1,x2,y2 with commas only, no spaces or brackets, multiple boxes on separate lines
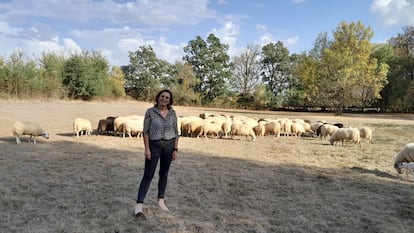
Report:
1,100,414,232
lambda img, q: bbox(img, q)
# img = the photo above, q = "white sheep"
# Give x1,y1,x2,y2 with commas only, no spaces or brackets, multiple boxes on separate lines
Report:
311,122,324,134
253,122,266,137
12,121,50,144
329,127,361,147
395,162,414,180
290,122,306,137
221,119,233,138
394,143,414,174
279,118,292,136
197,121,223,138
179,116,198,137
231,122,256,141
320,124,339,140
187,117,205,137
358,127,373,144
73,118,92,138
263,121,281,137
122,116,144,139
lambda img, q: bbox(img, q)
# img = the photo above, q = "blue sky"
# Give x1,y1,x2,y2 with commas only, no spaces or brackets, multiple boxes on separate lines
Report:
0,0,413,66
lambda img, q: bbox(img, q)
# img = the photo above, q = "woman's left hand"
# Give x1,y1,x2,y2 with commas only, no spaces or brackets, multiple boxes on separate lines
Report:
172,151,177,161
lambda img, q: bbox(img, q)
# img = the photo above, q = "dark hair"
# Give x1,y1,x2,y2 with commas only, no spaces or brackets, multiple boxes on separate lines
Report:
154,89,174,109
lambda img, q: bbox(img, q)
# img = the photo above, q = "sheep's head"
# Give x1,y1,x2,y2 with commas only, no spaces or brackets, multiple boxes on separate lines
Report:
42,132,50,139
394,163,403,174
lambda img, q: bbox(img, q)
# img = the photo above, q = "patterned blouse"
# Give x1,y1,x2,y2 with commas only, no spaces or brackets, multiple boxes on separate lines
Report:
143,106,179,141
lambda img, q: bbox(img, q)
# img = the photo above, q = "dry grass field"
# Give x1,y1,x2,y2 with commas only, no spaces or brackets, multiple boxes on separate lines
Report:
1,100,414,233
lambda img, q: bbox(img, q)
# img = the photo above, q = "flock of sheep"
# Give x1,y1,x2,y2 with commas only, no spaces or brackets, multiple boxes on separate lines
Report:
10,111,414,181
179,112,373,146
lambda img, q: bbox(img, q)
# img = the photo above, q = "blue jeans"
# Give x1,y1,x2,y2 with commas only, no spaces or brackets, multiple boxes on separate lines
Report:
136,139,174,203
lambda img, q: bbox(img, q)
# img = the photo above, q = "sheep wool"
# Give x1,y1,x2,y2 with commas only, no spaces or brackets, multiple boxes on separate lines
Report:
394,143,414,173
73,117,93,138
231,122,256,141
358,127,373,144
12,121,49,144
329,127,361,147
396,162,414,180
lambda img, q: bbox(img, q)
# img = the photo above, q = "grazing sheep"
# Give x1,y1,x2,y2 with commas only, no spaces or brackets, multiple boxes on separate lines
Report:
253,122,266,137
12,121,50,144
221,119,233,138
113,115,141,136
329,127,361,147
122,117,144,139
290,122,306,137
394,143,414,174
395,162,414,180
179,116,197,137
320,124,339,140
73,118,93,138
279,118,292,136
358,127,373,144
104,116,116,134
197,121,223,138
311,122,325,137
264,121,281,137
187,117,205,137
97,119,111,135
315,123,326,137
231,122,256,141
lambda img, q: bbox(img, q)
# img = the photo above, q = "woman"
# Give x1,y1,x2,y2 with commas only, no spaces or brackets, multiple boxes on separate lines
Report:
134,89,179,216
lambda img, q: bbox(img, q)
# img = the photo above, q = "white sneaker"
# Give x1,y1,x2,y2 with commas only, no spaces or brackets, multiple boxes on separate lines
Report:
158,198,169,212
134,203,143,216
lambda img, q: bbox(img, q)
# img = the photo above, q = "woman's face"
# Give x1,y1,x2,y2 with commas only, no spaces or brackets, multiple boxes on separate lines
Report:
158,91,171,107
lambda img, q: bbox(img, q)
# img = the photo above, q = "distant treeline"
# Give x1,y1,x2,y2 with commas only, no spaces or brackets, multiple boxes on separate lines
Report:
1,22,413,113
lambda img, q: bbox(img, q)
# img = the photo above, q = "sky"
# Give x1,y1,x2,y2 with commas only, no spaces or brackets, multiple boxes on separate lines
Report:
0,0,413,67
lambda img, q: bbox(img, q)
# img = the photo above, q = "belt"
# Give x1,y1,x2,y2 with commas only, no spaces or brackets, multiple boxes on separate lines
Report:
151,138,175,142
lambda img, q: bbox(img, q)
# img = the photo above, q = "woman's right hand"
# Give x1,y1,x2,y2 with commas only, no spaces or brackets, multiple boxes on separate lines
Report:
145,149,151,160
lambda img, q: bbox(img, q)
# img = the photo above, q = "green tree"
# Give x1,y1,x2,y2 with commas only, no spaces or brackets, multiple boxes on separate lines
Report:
370,44,394,111
299,21,388,113
109,66,126,97
385,26,414,112
169,62,201,106
0,56,5,97
124,45,167,101
290,53,319,107
62,51,111,100
2,51,38,98
183,33,232,104
38,52,65,98
260,41,291,99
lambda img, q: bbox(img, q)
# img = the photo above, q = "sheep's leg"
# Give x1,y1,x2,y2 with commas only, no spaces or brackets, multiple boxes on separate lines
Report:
15,136,21,144
33,137,37,144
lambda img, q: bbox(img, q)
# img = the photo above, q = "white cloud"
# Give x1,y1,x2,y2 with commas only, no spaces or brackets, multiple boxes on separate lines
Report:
0,0,216,26
370,0,414,26
155,37,183,63
62,38,82,55
256,24,267,32
210,21,240,56
0,21,21,36
285,36,299,46
258,33,274,46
